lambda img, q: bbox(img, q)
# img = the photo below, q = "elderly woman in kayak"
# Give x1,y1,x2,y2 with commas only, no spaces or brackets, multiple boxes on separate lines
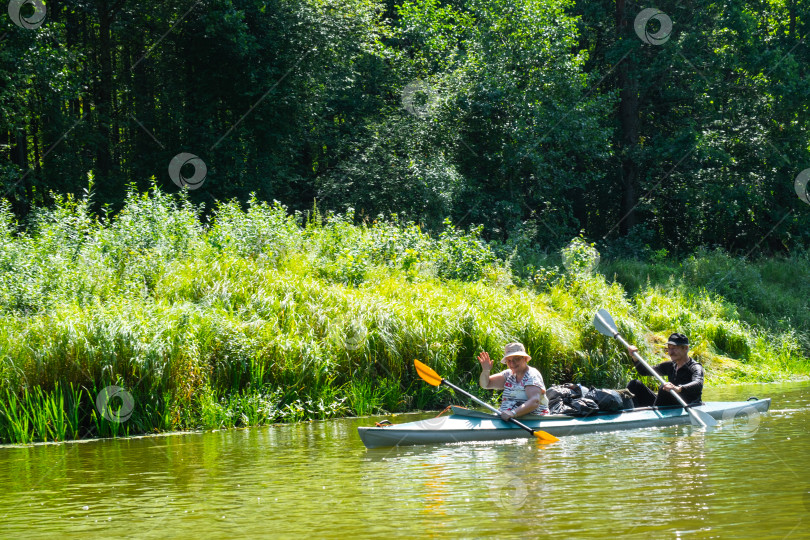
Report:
477,342,549,420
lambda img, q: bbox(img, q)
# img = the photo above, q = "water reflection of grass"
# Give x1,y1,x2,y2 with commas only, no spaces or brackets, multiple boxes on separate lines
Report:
0,187,807,443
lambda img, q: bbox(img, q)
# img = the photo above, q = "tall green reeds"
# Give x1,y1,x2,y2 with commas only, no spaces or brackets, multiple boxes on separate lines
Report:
0,388,31,443
0,383,83,443
0,186,807,444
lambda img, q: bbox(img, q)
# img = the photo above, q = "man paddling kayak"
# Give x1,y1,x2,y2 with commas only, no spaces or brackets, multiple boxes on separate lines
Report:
477,342,549,420
625,333,704,407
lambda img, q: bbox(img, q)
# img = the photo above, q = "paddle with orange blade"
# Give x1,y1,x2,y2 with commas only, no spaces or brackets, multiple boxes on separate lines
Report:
414,360,559,443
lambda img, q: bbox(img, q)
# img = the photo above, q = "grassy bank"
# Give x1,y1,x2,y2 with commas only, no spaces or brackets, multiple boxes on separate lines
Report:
0,187,807,443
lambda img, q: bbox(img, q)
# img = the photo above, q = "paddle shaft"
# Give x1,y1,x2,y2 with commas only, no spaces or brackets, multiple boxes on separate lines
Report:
438,379,539,436
593,311,695,408
609,330,707,427
613,333,692,405
593,309,715,429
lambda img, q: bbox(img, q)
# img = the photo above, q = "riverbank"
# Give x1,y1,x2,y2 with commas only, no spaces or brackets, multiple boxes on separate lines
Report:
1,188,807,443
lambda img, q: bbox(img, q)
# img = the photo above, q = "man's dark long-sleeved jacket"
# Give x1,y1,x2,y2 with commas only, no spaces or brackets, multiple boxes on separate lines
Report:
635,357,704,404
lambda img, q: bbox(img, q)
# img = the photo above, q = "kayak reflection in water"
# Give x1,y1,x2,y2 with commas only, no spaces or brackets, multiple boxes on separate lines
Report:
477,342,550,421
625,332,705,407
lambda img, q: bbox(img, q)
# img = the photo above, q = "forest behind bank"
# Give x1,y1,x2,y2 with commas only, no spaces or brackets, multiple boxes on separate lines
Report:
2,0,810,255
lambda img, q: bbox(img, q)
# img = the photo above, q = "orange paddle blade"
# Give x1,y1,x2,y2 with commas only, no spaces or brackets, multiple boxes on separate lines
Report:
414,360,443,387
533,430,559,443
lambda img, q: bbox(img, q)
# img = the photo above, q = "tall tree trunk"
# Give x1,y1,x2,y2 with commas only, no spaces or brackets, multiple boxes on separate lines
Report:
9,127,29,215
33,118,41,179
616,0,640,235
789,0,797,40
131,31,153,186
1,130,8,163
12,127,27,170
95,0,114,193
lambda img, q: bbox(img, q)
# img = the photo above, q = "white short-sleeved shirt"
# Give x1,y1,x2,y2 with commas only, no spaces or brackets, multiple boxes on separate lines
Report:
498,366,548,414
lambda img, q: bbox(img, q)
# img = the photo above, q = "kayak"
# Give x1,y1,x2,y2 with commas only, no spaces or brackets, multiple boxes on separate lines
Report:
357,398,771,449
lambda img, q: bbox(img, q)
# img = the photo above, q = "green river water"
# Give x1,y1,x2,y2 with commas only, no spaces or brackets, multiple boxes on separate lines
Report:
1,381,808,539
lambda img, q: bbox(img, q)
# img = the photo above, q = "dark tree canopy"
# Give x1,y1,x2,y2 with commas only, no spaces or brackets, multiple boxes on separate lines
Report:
1,0,809,254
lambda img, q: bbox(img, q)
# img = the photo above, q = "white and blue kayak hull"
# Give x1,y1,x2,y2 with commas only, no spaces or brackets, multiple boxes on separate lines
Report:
357,399,771,449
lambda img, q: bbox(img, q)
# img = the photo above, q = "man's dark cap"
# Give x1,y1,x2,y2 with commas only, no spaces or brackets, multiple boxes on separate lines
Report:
667,333,689,346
